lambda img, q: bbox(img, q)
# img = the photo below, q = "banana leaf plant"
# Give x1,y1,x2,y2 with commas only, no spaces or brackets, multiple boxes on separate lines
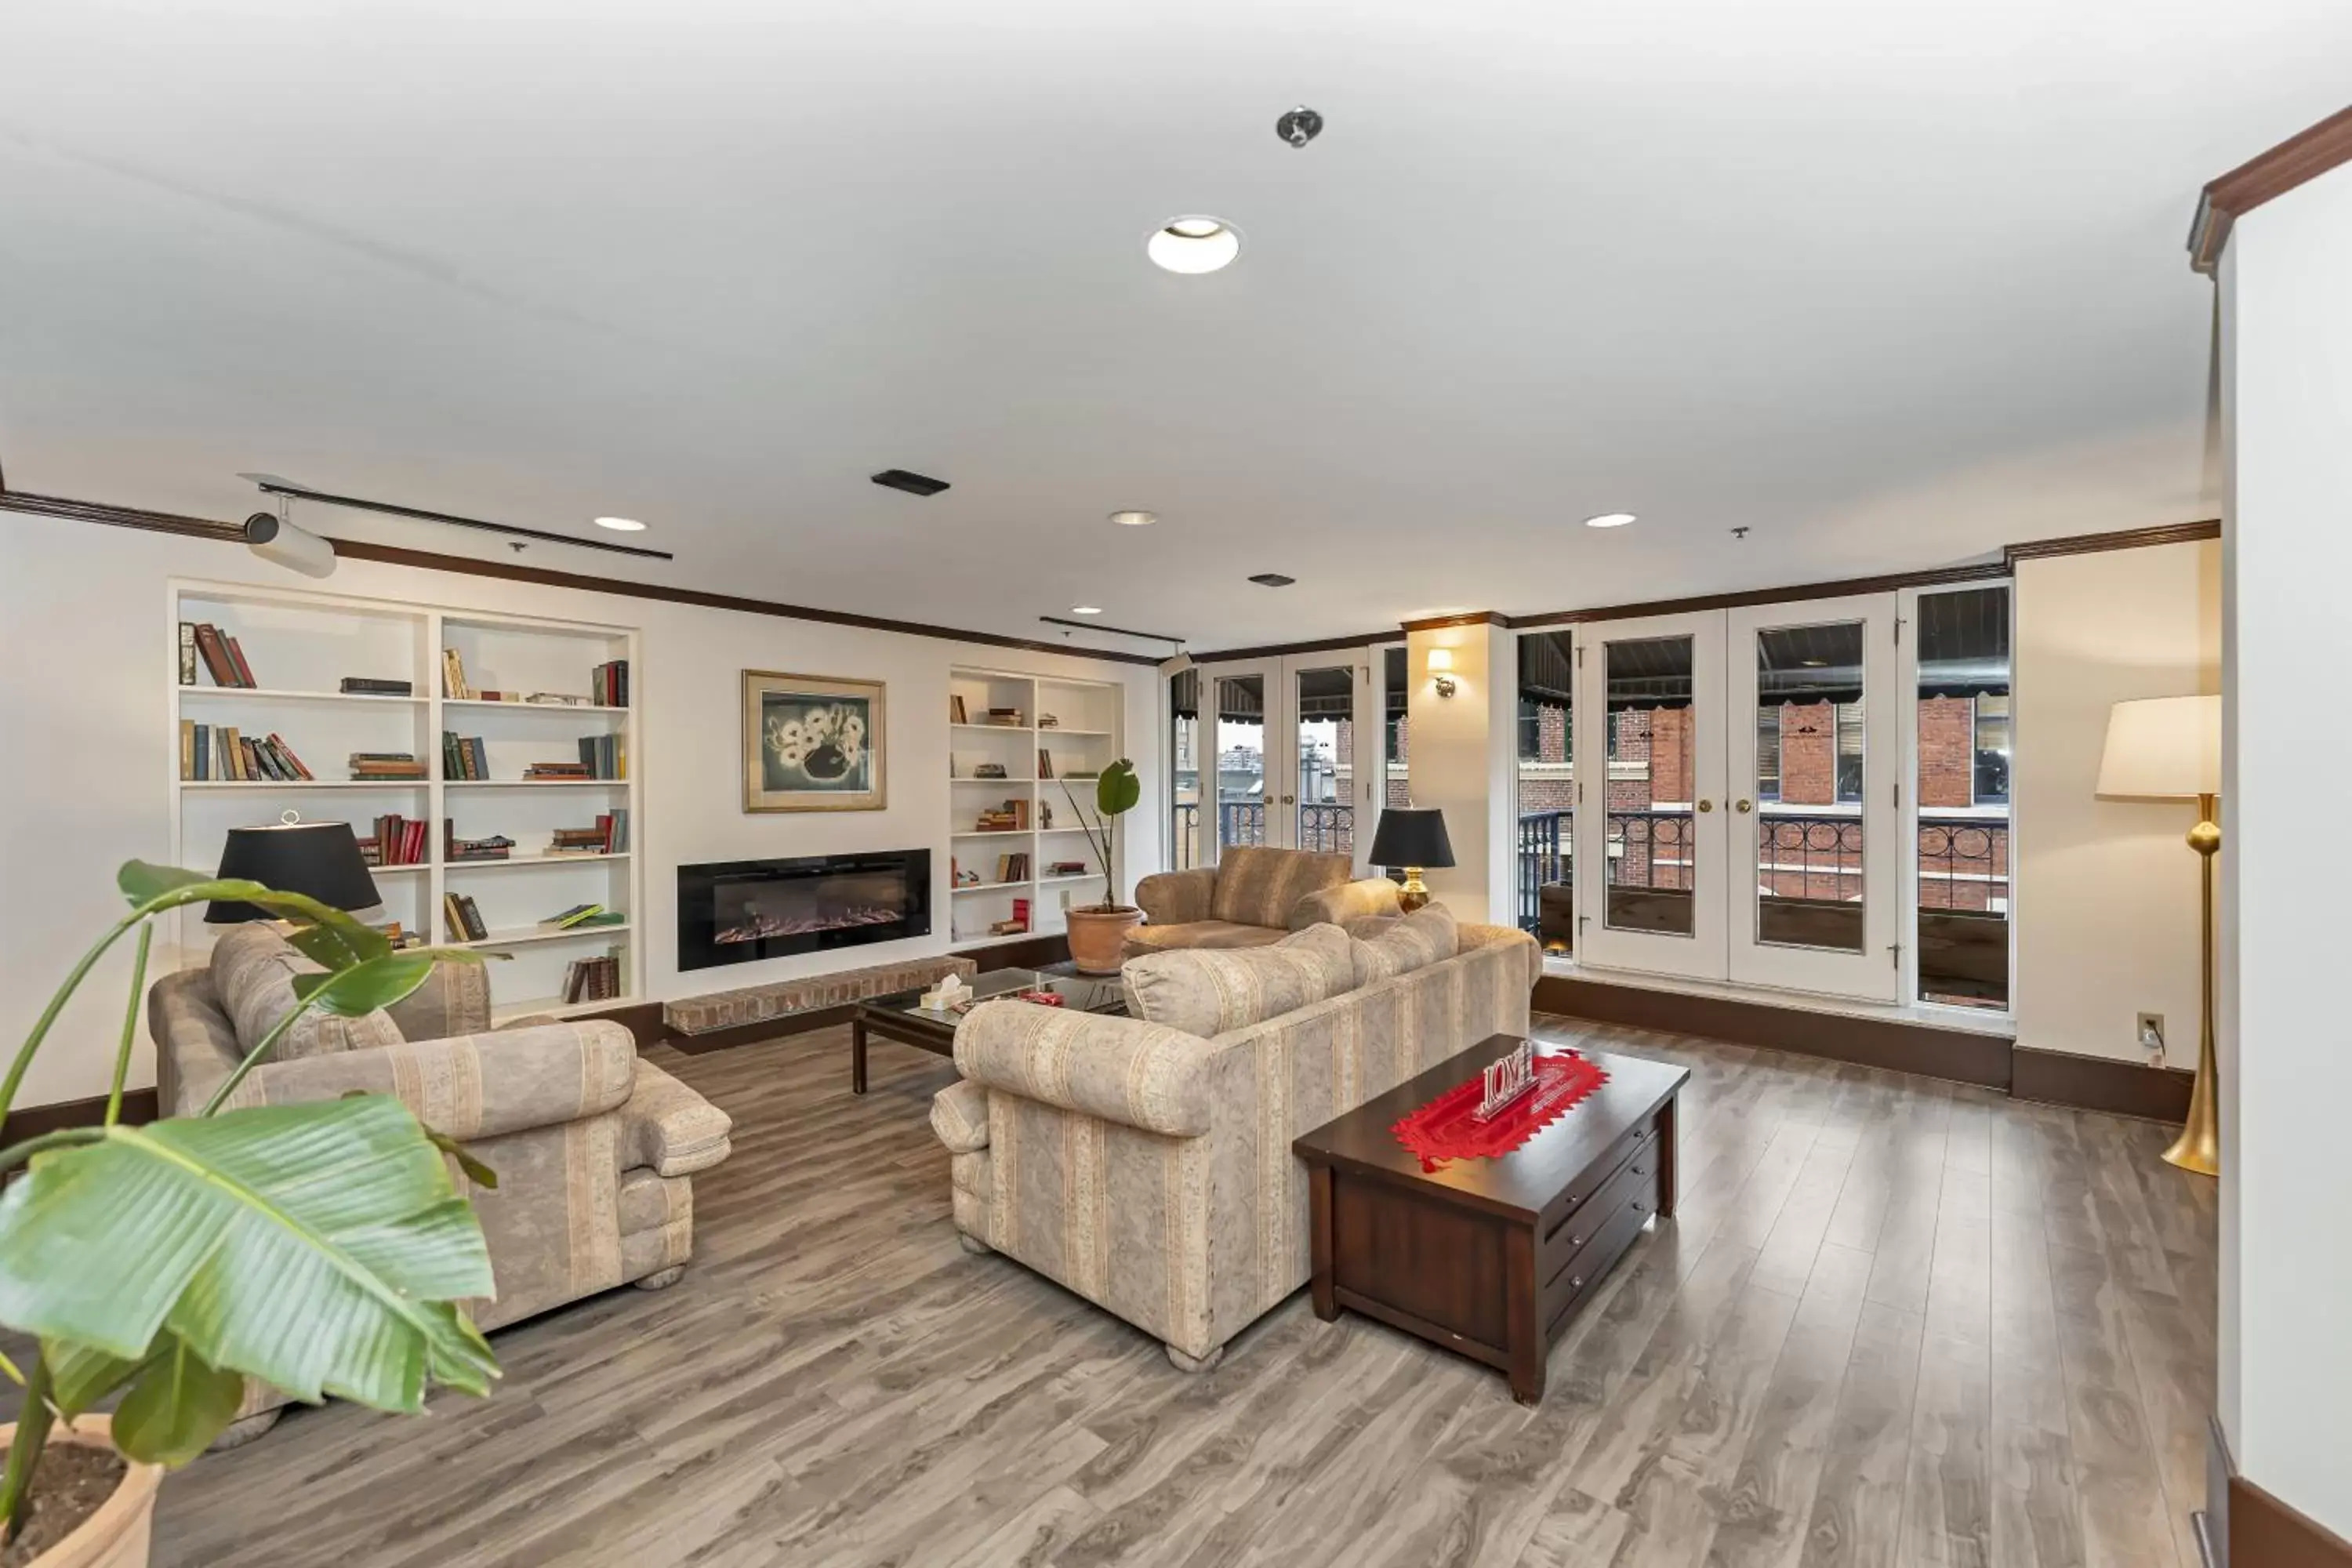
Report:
0,862,506,1547
1059,758,1142,911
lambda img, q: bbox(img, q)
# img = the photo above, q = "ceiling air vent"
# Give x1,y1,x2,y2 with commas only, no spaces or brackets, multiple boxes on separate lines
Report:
1249,572,1297,587
870,469,950,497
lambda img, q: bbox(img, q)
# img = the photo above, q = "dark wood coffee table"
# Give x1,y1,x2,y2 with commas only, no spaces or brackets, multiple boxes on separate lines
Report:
850,967,1127,1092
1292,1034,1688,1404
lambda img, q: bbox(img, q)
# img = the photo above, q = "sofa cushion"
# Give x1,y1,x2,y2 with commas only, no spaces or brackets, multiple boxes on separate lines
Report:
1123,922,1354,1039
1123,920,1289,960
1349,902,1460,988
931,1078,990,1154
1207,845,1353,929
209,923,404,1063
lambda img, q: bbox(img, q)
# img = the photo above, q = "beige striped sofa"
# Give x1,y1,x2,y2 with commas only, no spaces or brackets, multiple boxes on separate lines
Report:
150,925,734,1443
931,908,1540,1370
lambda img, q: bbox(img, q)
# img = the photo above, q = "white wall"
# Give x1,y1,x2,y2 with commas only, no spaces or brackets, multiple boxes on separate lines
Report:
2219,159,2352,1541
1402,624,1513,924
2011,539,2220,1065
0,510,1160,1110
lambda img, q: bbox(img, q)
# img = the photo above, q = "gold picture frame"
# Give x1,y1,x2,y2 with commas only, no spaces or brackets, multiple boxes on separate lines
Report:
742,669,886,812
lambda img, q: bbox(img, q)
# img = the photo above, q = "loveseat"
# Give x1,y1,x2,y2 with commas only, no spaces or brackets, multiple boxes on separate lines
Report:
149,924,734,1443
931,906,1540,1370
1124,844,1403,960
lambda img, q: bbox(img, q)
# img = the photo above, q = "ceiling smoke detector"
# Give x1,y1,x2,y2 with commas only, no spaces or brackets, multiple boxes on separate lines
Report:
871,469,950,497
1147,218,1241,274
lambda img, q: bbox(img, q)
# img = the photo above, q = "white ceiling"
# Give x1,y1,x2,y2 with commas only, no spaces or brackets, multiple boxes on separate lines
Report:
2,1,2343,653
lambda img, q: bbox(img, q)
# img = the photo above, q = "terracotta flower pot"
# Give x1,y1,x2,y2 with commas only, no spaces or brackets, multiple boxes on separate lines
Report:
1064,906,1144,975
0,1415,163,1568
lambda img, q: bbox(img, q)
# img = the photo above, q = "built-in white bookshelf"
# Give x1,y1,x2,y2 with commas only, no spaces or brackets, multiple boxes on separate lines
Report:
169,580,642,1023
946,666,1124,946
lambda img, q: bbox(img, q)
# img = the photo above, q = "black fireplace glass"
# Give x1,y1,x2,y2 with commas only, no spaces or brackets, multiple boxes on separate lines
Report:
677,850,930,971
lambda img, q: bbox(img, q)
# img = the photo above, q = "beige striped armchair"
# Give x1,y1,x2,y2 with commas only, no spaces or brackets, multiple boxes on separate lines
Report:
931,909,1540,1370
1125,844,1403,960
149,925,733,1444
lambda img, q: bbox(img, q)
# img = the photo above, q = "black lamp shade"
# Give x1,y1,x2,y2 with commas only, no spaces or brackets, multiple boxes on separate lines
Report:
1367,808,1454,869
205,818,383,923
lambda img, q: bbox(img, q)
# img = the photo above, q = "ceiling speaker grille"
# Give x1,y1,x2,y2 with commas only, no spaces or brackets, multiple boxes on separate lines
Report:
1248,572,1297,587
871,469,950,497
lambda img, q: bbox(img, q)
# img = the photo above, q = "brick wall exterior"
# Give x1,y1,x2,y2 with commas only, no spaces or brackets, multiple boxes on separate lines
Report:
1918,696,1976,809
1777,702,1838,807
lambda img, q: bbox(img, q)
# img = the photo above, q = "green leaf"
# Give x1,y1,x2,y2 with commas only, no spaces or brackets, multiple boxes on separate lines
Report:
115,862,221,904
285,920,390,971
111,1334,247,1467
1095,758,1140,818
114,863,384,959
42,1337,143,1417
289,953,441,1016
0,1097,499,1412
424,1128,500,1191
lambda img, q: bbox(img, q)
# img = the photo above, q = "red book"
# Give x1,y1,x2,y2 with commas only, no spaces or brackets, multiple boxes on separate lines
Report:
223,635,258,688
193,624,239,686
267,733,314,780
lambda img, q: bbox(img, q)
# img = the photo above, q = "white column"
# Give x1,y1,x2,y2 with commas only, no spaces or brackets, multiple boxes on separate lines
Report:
1404,622,1515,924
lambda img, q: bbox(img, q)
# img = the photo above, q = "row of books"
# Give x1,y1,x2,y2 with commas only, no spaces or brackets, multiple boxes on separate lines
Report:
972,797,1032,832
560,952,625,1004
441,732,626,782
179,622,260,688
948,695,1025,726
351,751,426,782
179,723,313,782
988,898,1033,938
446,830,517,863
442,892,492,942
362,815,430,867
541,902,626,931
550,811,630,855
590,659,630,708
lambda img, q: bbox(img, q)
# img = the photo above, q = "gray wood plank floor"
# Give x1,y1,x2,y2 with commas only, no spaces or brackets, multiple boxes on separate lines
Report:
139,1015,2217,1568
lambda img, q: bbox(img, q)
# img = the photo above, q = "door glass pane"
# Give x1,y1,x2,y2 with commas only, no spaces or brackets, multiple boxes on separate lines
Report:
1214,674,1267,854
1169,670,1203,869
1916,586,2011,1007
1515,631,1574,953
1295,665,1354,855
1753,622,1866,953
1381,647,1408,810
1603,635,1695,936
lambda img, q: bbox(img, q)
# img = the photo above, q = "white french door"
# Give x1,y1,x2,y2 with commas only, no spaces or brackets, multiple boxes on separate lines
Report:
1185,654,1376,870
1572,612,1729,980
1725,593,1903,1000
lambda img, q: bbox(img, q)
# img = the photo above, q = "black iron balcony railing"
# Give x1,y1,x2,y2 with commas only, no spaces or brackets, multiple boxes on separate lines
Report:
1171,800,1355,868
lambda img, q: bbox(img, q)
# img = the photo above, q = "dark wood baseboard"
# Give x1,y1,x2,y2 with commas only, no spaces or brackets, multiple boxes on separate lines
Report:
2013,1046,2195,1124
2209,1411,2352,1567
1534,975,2011,1088
2,1087,159,1143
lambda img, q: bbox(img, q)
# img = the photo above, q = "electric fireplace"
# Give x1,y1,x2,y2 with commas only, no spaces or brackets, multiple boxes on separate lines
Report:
677,850,929,971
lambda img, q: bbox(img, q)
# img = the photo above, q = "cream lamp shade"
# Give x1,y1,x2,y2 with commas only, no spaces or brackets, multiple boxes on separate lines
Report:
2096,695,2222,799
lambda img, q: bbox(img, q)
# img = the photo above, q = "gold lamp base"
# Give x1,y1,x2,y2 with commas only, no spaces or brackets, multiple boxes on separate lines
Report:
1398,868,1430,913
2161,797,2221,1177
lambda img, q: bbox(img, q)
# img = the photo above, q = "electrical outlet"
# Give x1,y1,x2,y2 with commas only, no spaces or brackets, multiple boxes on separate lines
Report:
1059,889,1073,911
2137,1012,2166,1062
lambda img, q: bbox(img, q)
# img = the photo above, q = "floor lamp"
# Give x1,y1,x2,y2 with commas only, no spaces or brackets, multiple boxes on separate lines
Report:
2095,694,2223,1175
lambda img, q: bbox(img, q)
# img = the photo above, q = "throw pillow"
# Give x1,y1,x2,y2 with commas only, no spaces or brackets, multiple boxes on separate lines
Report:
1123,921,1354,1038
1207,845,1352,928
1349,902,1460,988
209,923,405,1063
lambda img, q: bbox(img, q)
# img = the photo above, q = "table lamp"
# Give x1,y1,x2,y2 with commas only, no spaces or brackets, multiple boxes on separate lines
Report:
1367,808,1455,913
2095,694,2223,1175
204,811,383,924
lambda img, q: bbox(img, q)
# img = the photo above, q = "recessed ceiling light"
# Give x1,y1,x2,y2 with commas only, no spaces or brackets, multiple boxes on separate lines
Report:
1584,512,1638,529
1071,605,1103,615
593,516,648,532
1147,217,1241,274
1109,510,1158,528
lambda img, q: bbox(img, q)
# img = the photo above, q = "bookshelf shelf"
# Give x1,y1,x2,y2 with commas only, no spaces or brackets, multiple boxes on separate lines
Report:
948,665,1123,946
458,923,632,950
176,687,426,706
171,579,642,1017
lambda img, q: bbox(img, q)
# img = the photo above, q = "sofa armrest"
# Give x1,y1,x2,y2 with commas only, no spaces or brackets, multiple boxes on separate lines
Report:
1459,922,1544,988
931,1078,989,1152
953,1001,1214,1137
208,1020,638,1140
1134,867,1218,926
620,1060,734,1176
382,959,493,1041
1289,876,1403,931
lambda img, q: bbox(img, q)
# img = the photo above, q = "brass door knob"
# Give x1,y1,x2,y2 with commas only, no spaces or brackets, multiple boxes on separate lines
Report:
1736,799,1754,814
1697,799,1714,813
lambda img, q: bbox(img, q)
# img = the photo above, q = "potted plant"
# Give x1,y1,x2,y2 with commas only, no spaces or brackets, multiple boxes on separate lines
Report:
0,863,503,1566
1058,759,1143,974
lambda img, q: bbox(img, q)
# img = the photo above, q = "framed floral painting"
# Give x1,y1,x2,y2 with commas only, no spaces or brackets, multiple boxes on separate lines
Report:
742,670,885,811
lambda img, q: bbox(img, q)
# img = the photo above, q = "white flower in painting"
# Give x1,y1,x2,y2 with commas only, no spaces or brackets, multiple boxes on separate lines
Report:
840,712,866,746
841,736,862,767
766,716,806,768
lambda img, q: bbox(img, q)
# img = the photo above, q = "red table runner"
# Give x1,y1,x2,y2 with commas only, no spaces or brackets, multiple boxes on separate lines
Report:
1390,1051,1609,1171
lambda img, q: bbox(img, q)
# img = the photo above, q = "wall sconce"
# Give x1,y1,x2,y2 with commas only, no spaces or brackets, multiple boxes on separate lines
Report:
1428,648,1457,699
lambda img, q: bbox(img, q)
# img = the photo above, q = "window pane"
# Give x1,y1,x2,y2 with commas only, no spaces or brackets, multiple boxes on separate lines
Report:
1295,665,1353,856
1603,634,1694,938
1917,585,2011,1007
1214,674,1266,854
1753,622,1866,953
1169,669,1202,868
1515,631,1573,952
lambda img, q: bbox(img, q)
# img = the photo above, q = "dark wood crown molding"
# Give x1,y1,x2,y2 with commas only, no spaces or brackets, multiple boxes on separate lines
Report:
0,487,1160,666
1399,610,1509,633
2005,518,2221,565
2190,103,2352,276
1197,630,1395,662
1504,561,2007,630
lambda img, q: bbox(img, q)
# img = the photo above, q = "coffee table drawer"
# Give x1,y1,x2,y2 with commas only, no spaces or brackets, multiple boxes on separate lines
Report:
1538,1119,1659,1274
1538,1163,1659,1335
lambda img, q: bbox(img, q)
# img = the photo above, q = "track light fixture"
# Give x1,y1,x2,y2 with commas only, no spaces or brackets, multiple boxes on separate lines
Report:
243,497,336,578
